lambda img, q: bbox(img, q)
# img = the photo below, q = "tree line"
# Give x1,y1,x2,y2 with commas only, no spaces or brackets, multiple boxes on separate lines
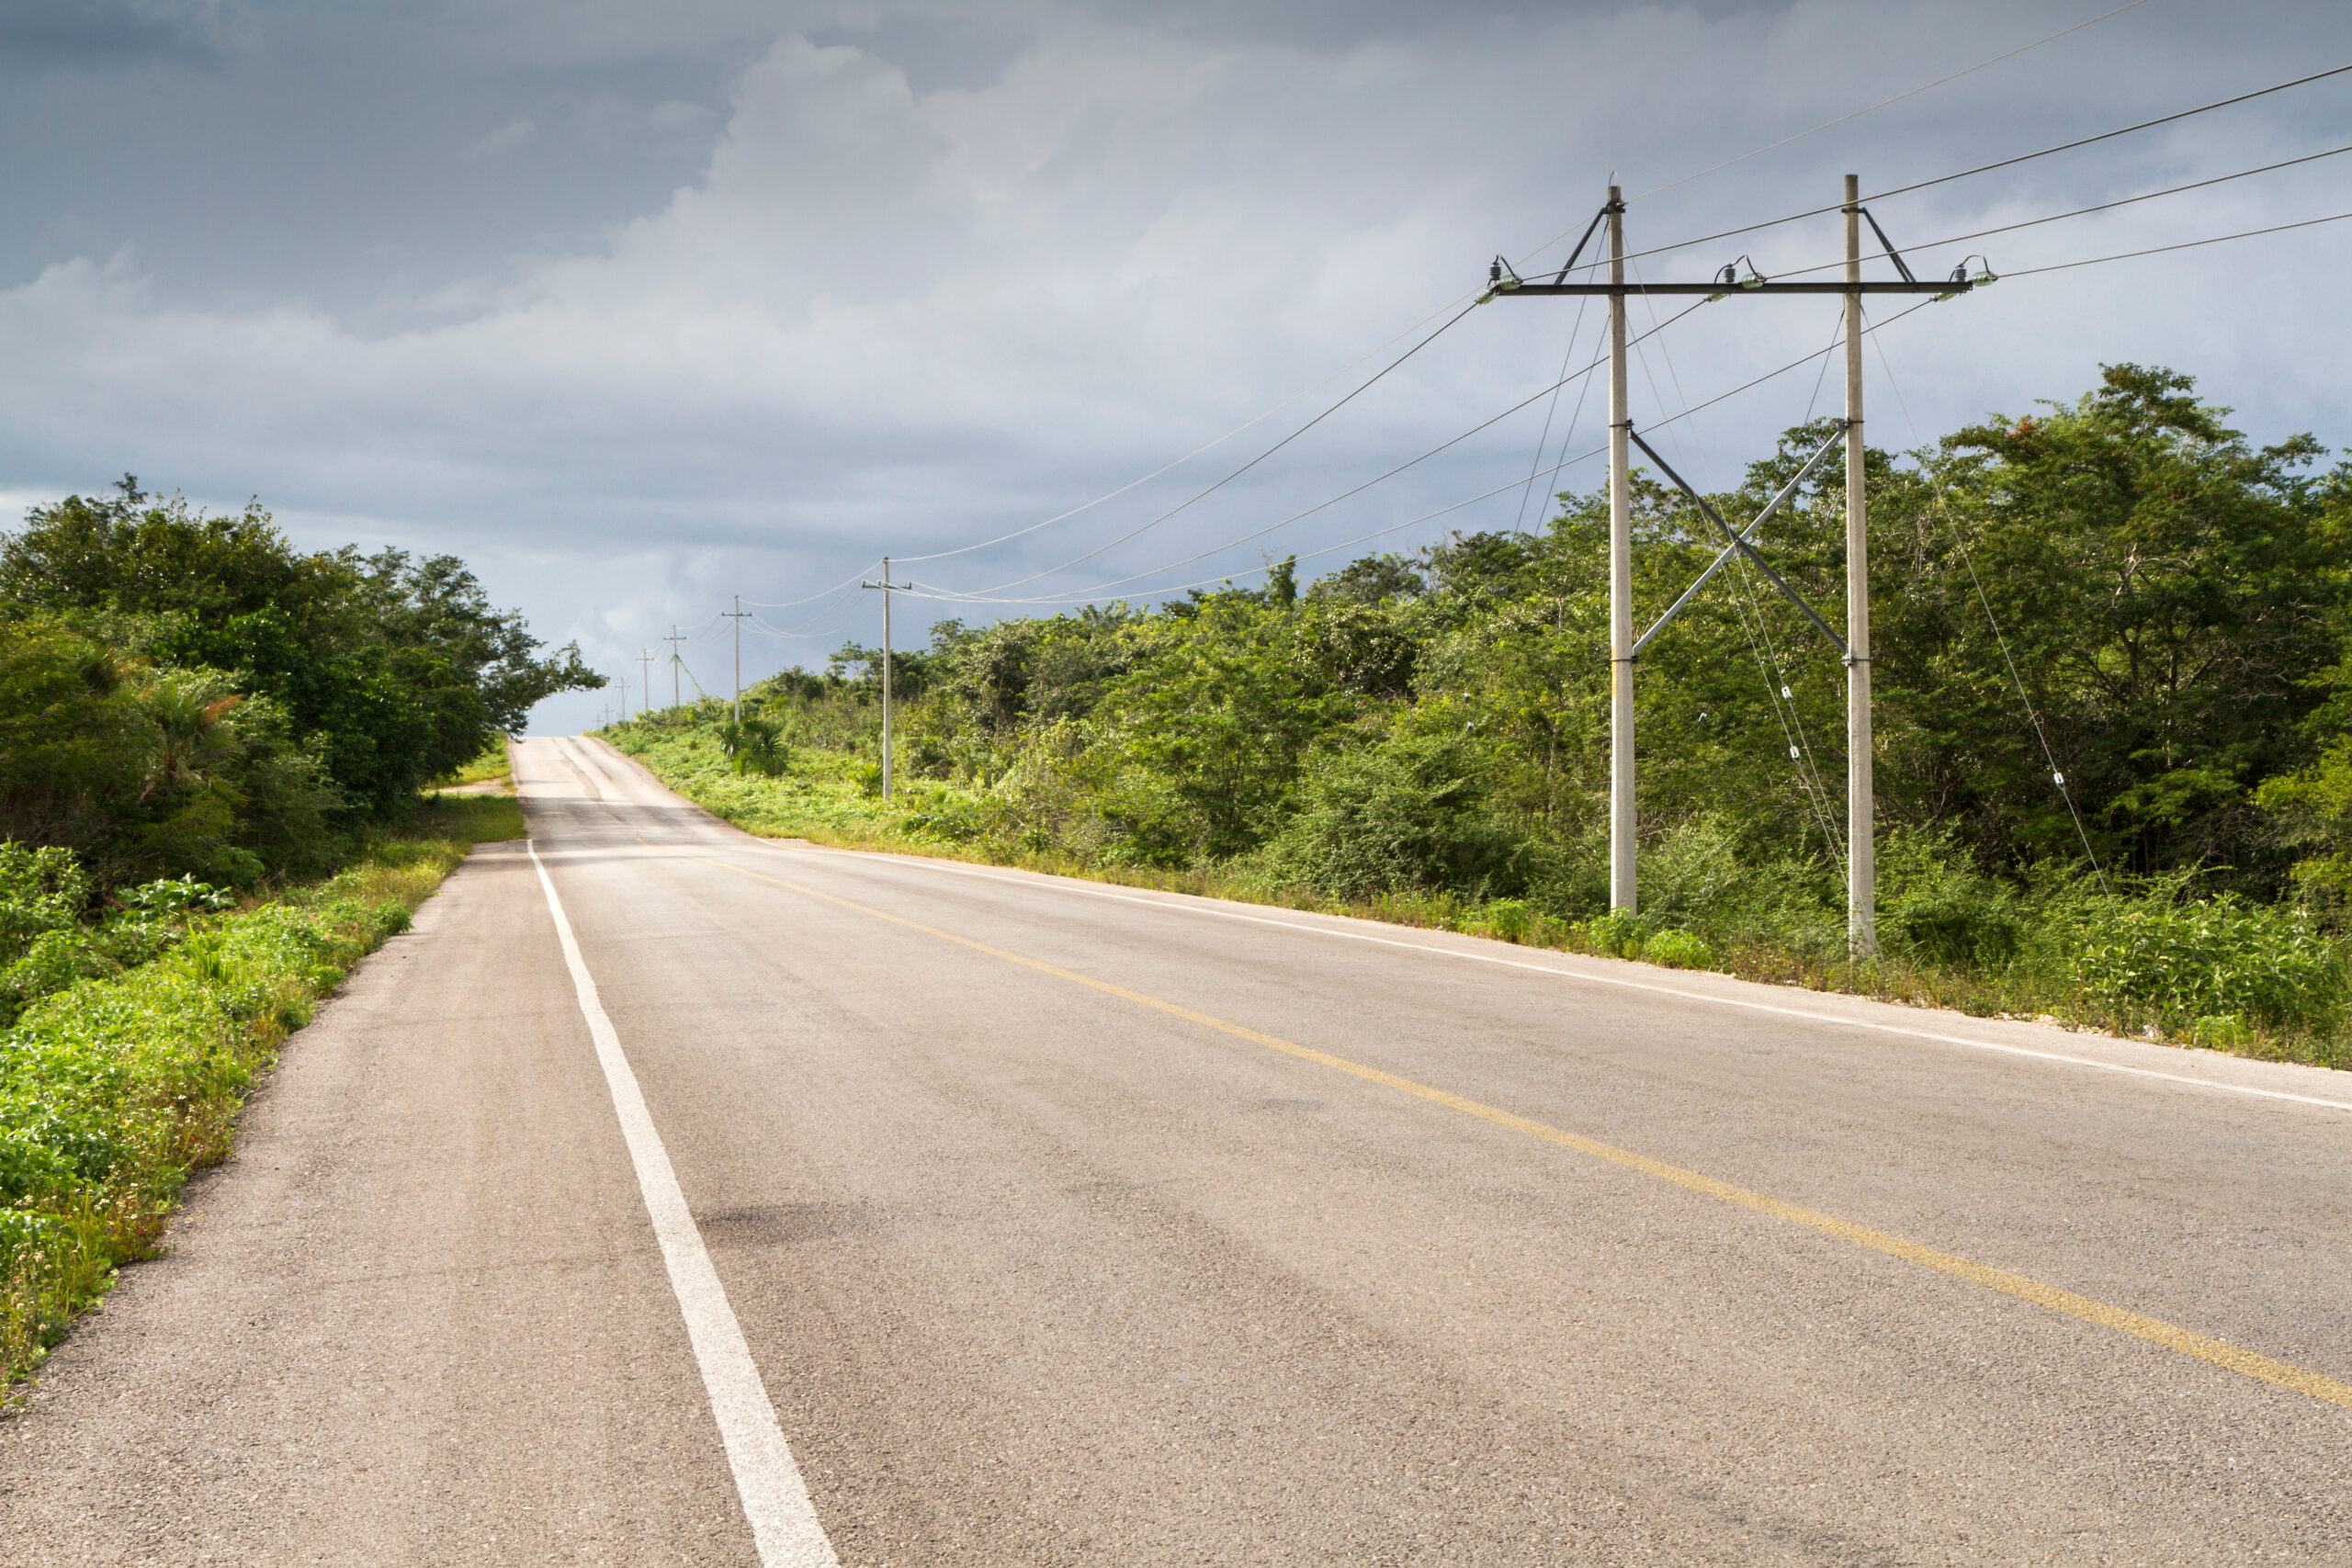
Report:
0,479,601,889
688,365,2352,978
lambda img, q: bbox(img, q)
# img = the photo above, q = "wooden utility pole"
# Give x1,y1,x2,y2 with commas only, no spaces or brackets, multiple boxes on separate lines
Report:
1605,186,1634,912
724,595,752,727
1483,176,1973,945
1842,175,1876,955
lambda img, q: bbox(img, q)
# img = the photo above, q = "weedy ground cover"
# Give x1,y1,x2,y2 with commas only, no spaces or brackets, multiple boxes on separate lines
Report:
0,794,519,1391
609,723,2352,1075
425,737,516,791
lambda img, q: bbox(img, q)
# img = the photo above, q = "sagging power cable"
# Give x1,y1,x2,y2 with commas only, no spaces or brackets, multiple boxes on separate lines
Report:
943,302,1480,594
921,299,1715,604
2001,209,2352,276
1766,141,2352,283
1599,61,2352,273
877,3,2143,582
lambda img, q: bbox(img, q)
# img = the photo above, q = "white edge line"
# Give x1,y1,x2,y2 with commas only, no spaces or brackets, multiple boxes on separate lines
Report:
741,840,2352,1118
527,837,841,1568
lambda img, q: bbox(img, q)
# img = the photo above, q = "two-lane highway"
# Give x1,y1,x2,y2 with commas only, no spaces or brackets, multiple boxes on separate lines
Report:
9,733,2351,1564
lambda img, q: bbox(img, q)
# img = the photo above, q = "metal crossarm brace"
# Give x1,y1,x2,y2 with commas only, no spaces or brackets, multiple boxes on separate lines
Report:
1627,428,1846,657
1853,206,1917,285
1633,424,1847,657
1547,200,1617,284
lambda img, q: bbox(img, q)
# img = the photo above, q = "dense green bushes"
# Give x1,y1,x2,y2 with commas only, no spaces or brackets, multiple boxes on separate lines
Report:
604,364,2352,1068
2074,898,2345,1039
0,845,235,1029
1270,733,1530,899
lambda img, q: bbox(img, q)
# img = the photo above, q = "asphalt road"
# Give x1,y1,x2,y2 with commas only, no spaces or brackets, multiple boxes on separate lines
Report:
7,733,2352,1565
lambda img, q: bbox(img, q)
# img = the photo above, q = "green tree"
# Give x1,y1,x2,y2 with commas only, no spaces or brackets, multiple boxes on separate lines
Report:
1,480,602,817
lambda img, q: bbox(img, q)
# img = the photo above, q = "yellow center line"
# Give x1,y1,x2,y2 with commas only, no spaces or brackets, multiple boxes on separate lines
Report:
698,854,2352,1413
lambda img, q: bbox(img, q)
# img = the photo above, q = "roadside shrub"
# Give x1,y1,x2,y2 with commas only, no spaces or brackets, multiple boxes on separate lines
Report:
1,931,121,1023
1637,815,1841,959
115,874,236,919
720,718,789,778
0,845,85,967
1877,828,2024,970
1643,928,1715,970
1272,735,1526,898
1474,898,1533,943
0,869,237,1027
2073,897,2347,1034
1582,908,1649,959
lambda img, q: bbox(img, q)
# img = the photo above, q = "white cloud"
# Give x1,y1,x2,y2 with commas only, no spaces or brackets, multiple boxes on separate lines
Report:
3,3,2348,734
458,116,540,161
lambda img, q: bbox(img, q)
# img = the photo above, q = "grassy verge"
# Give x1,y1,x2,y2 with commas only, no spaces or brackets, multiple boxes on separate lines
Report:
0,794,523,1391
424,736,514,792
604,724,2351,1075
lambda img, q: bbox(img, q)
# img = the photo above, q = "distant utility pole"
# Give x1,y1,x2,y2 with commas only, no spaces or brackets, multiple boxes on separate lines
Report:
724,595,752,727
861,557,914,802
664,626,684,710
639,649,654,716
1483,176,1983,953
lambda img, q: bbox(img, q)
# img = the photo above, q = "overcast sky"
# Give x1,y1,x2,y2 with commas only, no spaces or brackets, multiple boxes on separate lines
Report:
4,0,2347,732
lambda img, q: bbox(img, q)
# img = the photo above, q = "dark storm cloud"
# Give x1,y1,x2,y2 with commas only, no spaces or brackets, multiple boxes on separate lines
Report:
0,0,222,63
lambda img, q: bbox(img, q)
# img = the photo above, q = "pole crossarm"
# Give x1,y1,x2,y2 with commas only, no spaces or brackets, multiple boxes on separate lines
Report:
1496,279,1966,296
1627,428,1847,658
1633,424,1848,657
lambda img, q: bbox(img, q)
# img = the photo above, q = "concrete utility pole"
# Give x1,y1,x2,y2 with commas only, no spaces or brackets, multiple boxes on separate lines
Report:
1843,174,1876,956
1482,176,1978,946
1605,185,1634,913
664,626,684,710
639,649,654,716
861,558,913,802
724,595,751,727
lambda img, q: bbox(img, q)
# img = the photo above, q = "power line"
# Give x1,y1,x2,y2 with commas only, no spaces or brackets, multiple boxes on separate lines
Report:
948,302,1480,594
747,589,868,641
914,293,1924,608
891,304,1480,567
1876,62,2352,203
776,197,2345,620
741,562,877,610
922,299,1712,605
880,6,2139,583
1601,61,2352,272
1768,140,2352,281
906,65,2352,612
1510,264,1600,533
2003,208,2352,276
